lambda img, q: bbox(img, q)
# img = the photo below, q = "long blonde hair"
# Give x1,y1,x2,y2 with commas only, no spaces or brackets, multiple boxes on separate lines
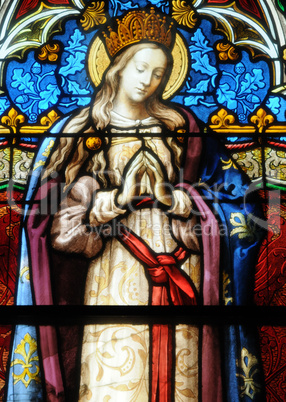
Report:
45,43,186,187
63,42,185,132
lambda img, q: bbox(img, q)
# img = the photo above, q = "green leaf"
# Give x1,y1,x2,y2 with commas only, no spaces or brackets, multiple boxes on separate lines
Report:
276,0,285,12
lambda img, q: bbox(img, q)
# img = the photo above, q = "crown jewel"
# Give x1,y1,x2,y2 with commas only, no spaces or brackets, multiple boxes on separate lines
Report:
103,8,174,57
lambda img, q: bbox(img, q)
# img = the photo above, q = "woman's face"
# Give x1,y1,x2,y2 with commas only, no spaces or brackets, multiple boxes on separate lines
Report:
118,47,168,104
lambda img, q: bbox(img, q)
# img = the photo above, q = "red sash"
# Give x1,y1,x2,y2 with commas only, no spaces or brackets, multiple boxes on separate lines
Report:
117,224,197,402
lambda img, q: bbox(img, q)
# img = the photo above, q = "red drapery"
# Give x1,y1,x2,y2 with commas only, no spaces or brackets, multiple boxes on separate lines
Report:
117,223,197,402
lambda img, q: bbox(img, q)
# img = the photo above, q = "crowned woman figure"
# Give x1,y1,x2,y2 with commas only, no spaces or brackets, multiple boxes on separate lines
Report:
26,7,266,402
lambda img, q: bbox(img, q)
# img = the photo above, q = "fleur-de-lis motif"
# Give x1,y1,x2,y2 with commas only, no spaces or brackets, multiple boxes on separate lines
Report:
40,110,60,128
250,108,274,133
81,1,107,31
20,110,60,135
172,0,197,29
1,108,25,133
210,108,235,129
11,333,41,388
230,213,256,241
236,348,262,399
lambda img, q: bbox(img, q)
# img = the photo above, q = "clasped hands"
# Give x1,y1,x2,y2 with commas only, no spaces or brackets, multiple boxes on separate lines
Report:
116,149,173,207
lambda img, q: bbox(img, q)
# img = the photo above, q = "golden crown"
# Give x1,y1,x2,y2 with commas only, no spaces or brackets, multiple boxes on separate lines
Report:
102,8,174,57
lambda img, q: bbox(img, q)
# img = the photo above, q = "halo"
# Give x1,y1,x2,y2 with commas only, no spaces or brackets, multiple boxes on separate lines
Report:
88,33,188,100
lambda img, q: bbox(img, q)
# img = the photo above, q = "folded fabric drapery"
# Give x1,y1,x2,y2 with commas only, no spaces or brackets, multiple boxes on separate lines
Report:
117,223,197,402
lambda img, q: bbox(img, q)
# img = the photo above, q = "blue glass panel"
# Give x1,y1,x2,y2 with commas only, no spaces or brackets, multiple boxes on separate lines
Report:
0,96,10,119
54,20,96,100
217,52,270,123
266,96,286,121
6,52,60,123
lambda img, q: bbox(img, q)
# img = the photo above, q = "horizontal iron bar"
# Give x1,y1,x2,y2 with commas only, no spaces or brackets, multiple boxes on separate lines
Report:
0,132,283,137
0,306,285,326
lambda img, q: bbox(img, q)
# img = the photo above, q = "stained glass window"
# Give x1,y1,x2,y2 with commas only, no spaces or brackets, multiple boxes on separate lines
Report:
1,0,286,401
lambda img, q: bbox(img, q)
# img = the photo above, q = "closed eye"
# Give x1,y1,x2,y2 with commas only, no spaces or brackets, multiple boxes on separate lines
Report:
153,69,165,79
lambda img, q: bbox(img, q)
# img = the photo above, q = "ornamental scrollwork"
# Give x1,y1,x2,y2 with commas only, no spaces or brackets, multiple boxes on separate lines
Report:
216,42,240,61
172,0,197,29
80,1,107,31
37,42,61,62
20,266,30,283
0,148,10,180
33,139,55,171
231,149,262,180
13,149,34,183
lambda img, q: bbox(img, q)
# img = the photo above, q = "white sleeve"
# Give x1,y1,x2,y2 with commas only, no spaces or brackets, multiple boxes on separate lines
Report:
89,189,126,225
168,189,193,218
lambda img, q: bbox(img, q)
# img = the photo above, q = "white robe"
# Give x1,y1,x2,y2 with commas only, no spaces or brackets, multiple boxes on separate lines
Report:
51,112,201,401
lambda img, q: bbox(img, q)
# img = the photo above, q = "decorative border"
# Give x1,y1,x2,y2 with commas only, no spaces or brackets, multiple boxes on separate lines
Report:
0,107,285,135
